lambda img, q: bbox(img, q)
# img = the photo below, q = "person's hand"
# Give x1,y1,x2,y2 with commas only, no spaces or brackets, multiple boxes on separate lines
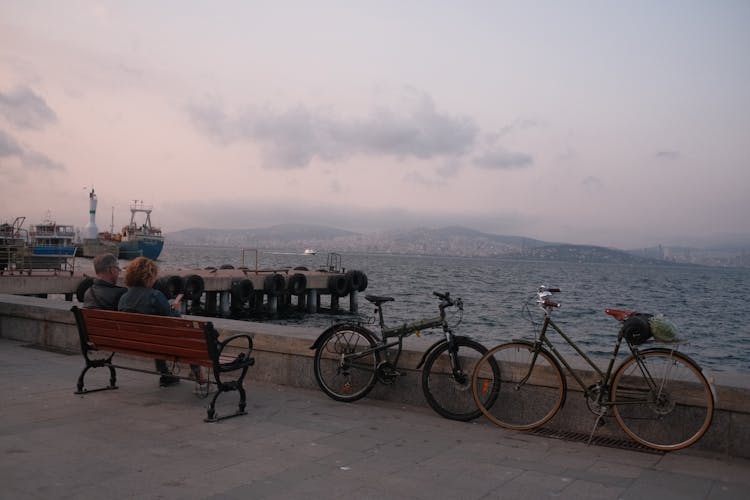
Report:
170,293,184,310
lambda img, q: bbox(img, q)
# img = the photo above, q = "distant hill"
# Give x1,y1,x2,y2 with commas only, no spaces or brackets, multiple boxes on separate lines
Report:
167,224,358,247
165,224,675,265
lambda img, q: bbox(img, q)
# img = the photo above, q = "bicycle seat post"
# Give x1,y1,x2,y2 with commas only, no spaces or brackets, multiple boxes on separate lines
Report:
375,303,386,329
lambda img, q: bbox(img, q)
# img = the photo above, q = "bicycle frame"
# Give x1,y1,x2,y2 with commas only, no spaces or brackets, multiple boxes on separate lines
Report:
338,293,461,376
526,302,684,410
530,314,626,399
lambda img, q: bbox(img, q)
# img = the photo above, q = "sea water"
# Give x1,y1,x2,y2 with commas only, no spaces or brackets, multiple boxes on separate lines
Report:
156,245,750,373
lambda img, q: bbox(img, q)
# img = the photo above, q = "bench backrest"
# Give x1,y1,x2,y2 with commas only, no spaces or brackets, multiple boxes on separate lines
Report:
71,306,217,367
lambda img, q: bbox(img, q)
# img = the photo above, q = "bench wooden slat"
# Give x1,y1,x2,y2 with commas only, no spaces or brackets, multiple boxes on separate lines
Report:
88,335,211,362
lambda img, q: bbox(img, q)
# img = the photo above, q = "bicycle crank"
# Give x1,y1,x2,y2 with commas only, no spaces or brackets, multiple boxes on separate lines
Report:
376,361,403,384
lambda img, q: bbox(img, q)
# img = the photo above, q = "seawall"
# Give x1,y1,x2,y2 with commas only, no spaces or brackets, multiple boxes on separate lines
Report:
1,293,748,457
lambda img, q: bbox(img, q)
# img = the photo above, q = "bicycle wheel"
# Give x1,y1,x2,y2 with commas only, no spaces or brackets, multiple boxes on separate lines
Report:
472,342,566,430
421,337,500,421
313,325,380,402
612,349,714,451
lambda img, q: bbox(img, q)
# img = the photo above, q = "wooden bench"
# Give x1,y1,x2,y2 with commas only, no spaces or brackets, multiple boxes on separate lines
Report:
70,306,255,422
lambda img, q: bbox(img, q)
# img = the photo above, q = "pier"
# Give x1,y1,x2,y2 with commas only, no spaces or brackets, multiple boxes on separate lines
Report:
0,256,368,318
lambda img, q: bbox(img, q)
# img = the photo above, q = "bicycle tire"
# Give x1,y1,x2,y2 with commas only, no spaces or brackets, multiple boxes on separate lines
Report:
611,348,714,451
313,325,380,402
472,342,566,430
421,337,500,421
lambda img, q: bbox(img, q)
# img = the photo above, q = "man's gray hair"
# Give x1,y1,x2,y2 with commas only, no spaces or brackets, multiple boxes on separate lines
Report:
93,253,119,274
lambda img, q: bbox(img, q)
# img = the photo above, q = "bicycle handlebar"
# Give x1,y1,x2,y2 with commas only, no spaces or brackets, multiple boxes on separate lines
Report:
433,291,463,312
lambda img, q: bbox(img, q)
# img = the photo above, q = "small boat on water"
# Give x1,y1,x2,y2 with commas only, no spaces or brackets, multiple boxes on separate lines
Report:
304,248,317,255
28,213,77,257
117,201,164,260
0,214,77,273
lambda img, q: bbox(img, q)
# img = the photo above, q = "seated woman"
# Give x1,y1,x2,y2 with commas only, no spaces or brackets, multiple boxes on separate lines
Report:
118,256,205,388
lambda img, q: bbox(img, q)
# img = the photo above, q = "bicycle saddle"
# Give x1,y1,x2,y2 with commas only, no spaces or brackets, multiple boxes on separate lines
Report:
365,295,395,305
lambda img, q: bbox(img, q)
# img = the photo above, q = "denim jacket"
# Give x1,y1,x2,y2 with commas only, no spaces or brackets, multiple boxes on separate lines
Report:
117,287,179,317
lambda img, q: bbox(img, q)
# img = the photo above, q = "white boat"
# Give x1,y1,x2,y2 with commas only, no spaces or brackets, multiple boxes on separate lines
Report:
304,248,317,255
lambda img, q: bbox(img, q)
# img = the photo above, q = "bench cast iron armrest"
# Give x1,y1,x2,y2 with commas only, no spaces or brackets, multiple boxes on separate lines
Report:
216,333,255,372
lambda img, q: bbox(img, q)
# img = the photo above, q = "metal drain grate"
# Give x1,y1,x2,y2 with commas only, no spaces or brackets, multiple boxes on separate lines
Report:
529,427,665,454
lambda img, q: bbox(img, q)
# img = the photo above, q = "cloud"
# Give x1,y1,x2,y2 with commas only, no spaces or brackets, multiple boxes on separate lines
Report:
0,128,64,170
187,91,478,169
655,151,680,160
0,129,24,157
581,175,603,191
472,147,533,169
0,86,58,130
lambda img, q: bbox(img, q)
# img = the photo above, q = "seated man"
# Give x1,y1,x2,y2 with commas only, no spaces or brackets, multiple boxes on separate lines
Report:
83,253,126,310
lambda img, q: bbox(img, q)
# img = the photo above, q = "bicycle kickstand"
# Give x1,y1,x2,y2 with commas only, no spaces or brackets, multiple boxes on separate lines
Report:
586,414,606,446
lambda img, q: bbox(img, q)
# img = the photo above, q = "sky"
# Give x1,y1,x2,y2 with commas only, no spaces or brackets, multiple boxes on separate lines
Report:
1,1,749,249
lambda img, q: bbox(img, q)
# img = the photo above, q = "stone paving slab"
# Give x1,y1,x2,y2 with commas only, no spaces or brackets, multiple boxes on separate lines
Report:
1,338,749,500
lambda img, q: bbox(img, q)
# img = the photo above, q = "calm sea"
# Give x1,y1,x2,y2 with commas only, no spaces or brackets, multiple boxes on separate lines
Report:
153,244,750,373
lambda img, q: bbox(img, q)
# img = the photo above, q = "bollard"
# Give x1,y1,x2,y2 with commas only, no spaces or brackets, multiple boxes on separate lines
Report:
205,292,217,316
331,294,339,312
268,294,278,315
219,291,231,318
307,289,318,313
349,291,358,313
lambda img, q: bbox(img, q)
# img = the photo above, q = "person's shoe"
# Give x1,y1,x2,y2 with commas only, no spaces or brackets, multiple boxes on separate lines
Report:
193,381,210,398
159,375,180,387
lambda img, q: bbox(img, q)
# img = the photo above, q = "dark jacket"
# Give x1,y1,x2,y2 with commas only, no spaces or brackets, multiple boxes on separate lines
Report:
117,287,178,317
83,279,127,311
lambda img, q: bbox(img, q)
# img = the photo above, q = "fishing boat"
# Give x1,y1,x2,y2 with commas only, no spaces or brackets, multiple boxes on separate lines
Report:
28,213,77,257
117,201,164,260
19,213,78,272
304,248,317,255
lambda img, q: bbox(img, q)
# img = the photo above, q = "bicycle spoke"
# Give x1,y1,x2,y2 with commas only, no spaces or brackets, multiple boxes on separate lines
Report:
422,338,499,421
472,342,565,430
612,350,713,451
313,326,379,402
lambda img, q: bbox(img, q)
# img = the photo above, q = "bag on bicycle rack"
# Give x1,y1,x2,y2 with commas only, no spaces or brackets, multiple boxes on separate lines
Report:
621,313,654,345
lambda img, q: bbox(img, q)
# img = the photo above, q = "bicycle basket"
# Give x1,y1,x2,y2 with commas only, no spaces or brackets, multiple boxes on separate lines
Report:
649,314,679,343
621,313,653,345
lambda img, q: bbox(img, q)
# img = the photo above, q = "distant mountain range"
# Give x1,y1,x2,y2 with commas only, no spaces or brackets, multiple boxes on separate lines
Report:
166,224,749,267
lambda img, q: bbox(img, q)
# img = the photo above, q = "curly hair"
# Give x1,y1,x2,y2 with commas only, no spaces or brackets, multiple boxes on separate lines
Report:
123,256,159,287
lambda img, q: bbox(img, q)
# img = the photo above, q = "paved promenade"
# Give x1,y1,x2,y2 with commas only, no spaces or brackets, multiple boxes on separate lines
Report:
1,338,748,500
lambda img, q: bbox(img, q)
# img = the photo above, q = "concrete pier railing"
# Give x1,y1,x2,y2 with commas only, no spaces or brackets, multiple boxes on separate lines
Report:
1,293,748,458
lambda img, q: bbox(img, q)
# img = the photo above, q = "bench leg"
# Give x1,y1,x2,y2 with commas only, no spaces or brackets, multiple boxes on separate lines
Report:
75,361,118,394
204,381,247,422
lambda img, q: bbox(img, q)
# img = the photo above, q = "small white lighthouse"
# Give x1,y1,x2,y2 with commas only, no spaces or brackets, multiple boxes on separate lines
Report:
83,188,99,240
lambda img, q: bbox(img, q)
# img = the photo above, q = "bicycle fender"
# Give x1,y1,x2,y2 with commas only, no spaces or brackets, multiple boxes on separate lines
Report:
309,323,373,350
415,335,472,369
415,339,447,369
616,347,717,402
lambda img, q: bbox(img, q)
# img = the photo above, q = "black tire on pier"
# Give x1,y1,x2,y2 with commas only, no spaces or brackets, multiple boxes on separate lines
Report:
288,273,307,296
327,275,349,297
263,274,286,296
182,274,204,301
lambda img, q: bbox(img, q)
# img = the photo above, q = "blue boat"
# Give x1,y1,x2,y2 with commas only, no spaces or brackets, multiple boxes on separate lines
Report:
24,214,77,272
118,202,164,260
29,216,77,257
